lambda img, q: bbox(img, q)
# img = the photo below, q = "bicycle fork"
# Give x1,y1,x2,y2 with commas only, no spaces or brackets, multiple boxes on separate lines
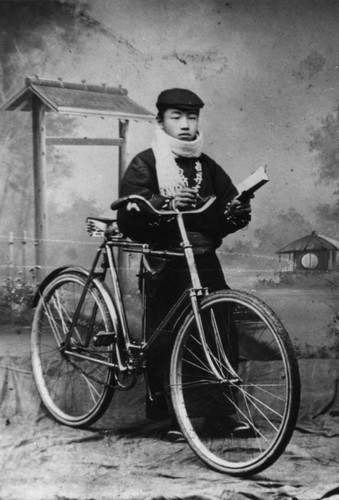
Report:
177,212,240,383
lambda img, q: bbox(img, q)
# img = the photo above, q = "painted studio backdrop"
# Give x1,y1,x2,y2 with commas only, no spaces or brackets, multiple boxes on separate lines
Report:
1,3,339,499
0,0,338,356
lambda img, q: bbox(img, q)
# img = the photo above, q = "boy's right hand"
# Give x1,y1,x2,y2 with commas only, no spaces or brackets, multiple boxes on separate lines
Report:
172,187,198,210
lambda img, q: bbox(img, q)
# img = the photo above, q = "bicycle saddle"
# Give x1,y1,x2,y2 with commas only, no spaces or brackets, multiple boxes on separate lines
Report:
86,217,121,238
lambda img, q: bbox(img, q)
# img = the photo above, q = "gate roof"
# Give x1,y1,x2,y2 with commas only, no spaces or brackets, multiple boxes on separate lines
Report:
1,76,154,120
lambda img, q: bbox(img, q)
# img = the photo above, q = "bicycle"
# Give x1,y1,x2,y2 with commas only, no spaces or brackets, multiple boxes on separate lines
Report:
31,194,300,476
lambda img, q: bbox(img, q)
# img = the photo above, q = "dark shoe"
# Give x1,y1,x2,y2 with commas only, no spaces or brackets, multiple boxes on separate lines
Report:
165,417,186,443
166,428,186,443
230,420,257,438
204,416,257,438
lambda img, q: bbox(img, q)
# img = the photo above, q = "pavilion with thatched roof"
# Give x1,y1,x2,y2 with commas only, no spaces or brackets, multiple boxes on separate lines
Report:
277,231,339,272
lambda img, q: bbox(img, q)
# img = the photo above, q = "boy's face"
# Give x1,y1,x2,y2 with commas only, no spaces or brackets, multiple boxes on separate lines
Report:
160,108,199,141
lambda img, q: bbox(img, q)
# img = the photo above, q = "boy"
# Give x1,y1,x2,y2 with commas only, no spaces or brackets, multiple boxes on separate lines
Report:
117,88,252,438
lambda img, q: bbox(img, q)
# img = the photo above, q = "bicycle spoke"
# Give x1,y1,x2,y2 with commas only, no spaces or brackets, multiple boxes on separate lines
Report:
170,290,300,476
41,297,64,346
31,271,116,427
80,371,102,403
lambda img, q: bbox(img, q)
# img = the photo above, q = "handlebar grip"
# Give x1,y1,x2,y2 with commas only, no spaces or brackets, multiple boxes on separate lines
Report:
110,197,130,211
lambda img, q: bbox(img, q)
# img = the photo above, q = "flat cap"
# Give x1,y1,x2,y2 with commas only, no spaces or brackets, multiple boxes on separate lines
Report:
156,88,204,111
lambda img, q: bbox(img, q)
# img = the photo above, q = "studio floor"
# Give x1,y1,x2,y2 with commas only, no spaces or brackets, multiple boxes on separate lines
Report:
0,327,338,500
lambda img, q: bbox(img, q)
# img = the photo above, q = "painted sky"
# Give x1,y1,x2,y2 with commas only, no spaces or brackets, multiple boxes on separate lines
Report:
84,0,339,228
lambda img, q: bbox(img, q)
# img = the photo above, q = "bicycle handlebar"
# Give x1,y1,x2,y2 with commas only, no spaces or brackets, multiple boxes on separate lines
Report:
110,194,216,216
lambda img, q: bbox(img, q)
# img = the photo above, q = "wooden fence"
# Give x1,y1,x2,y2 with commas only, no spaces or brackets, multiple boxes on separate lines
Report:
0,232,39,285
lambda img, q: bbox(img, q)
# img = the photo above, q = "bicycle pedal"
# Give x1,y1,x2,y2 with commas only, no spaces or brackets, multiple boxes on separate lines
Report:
93,331,116,347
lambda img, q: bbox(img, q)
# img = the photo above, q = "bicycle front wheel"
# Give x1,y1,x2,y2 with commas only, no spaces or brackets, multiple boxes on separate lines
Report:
170,290,300,476
31,270,116,428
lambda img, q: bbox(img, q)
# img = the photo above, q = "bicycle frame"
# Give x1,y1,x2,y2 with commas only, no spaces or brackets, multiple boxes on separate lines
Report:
60,228,203,364
31,193,301,475
60,194,237,382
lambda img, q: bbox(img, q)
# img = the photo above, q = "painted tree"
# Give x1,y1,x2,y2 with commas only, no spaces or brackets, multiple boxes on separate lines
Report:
0,1,90,236
309,106,339,238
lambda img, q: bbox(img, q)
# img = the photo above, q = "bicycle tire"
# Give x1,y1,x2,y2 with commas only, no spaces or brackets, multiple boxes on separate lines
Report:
170,289,300,476
31,270,117,428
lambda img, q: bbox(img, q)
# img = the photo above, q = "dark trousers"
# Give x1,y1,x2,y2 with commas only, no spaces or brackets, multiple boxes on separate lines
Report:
144,252,230,418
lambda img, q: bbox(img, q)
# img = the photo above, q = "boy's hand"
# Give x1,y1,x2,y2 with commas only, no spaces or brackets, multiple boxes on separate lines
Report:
225,195,254,228
172,187,198,210
228,198,252,218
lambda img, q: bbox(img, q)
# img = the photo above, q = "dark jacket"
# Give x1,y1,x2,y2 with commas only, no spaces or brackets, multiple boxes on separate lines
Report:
117,148,238,248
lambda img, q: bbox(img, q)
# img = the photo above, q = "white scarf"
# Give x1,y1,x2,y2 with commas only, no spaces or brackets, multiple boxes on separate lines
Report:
151,125,204,197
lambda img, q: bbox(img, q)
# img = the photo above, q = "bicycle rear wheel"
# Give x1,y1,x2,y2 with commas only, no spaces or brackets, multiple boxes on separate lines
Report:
31,270,116,427
170,290,300,476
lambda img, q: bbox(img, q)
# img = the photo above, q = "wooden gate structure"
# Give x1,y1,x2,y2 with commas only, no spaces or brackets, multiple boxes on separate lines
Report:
1,77,154,280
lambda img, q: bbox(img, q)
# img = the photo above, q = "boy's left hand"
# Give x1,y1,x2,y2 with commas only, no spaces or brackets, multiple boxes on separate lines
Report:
224,195,254,228
228,198,252,218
